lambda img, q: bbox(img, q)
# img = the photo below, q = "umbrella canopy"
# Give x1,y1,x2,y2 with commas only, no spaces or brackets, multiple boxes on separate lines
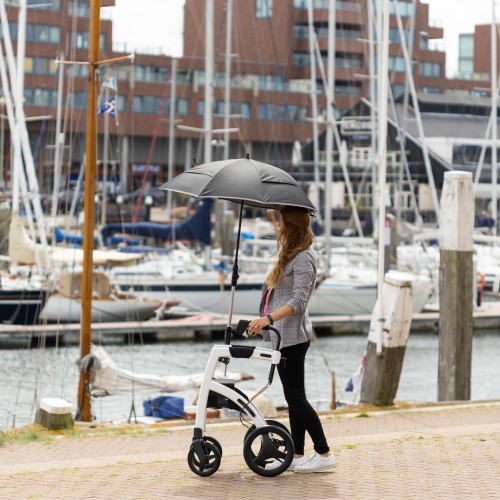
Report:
159,157,316,213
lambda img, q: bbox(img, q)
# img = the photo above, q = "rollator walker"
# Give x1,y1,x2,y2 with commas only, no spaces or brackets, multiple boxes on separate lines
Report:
158,155,316,477
187,319,295,477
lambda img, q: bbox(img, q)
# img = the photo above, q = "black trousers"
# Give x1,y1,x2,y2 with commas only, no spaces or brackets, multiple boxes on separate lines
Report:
277,341,330,455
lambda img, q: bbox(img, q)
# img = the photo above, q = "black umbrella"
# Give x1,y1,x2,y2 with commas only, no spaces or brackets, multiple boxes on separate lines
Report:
159,155,316,343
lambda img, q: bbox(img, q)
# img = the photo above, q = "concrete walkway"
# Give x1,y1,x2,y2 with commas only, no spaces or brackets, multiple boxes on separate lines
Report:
1,401,500,499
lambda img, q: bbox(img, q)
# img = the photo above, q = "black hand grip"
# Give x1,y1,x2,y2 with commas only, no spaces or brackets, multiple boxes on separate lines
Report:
235,319,250,336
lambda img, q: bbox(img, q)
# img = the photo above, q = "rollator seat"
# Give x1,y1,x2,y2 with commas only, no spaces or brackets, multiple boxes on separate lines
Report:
229,345,256,359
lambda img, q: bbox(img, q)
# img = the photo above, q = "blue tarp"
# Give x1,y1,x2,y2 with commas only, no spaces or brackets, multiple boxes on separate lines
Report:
101,199,213,246
54,227,98,246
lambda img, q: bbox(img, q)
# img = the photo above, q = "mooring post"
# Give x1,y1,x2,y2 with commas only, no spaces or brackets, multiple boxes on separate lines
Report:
360,274,413,406
438,171,474,401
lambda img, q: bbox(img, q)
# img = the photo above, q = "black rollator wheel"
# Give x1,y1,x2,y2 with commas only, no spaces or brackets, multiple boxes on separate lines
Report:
188,440,221,477
203,435,223,457
243,419,289,443
243,425,294,477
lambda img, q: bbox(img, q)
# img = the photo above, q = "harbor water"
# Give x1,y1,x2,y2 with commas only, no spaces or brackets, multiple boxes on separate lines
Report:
1,331,499,430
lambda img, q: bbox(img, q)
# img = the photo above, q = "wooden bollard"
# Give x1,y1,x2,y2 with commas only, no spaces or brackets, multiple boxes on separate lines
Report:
438,171,474,401
360,273,413,406
35,398,74,430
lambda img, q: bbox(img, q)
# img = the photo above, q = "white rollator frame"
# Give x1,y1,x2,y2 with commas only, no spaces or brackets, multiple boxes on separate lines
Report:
187,320,295,477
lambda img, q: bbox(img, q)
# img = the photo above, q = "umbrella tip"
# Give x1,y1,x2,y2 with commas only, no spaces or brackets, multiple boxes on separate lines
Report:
193,157,198,166
246,153,250,159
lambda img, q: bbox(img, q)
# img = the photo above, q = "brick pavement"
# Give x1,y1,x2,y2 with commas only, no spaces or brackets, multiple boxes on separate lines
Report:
0,401,500,499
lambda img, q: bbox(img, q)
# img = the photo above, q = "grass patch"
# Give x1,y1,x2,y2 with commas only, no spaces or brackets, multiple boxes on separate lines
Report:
0,427,54,447
356,412,370,418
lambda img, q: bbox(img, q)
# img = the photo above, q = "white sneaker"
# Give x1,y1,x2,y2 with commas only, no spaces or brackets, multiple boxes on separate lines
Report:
294,452,336,473
264,455,309,471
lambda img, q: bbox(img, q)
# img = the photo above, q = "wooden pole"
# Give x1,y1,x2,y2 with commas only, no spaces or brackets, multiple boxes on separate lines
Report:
76,0,100,422
330,370,336,410
438,171,474,401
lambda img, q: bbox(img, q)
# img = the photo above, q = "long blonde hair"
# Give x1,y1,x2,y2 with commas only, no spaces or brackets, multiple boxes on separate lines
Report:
266,205,314,289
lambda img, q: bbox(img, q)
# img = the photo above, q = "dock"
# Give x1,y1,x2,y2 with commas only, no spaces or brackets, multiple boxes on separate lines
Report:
1,301,500,345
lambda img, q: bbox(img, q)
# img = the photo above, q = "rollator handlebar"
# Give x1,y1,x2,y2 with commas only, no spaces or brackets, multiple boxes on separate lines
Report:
233,319,282,351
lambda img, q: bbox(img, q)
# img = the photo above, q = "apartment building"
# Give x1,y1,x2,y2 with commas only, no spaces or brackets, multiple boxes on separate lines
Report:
1,0,452,196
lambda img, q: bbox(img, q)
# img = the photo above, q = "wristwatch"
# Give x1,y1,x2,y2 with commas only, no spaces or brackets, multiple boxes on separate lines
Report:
266,313,274,325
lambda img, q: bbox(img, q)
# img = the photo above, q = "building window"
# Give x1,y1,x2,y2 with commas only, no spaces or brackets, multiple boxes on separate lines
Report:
26,24,61,43
1,23,61,43
68,1,90,17
166,97,189,116
389,56,406,73
134,96,187,115
419,61,441,78
420,86,442,94
135,65,168,83
176,69,194,84
257,103,306,121
293,52,310,67
24,88,57,107
335,81,362,96
256,0,272,18
258,74,286,91
391,84,405,99
69,32,106,50
134,96,160,114
389,28,410,46
336,52,363,68
70,91,87,108
389,0,414,18
215,101,251,119
458,34,474,80
25,57,57,75
452,144,500,166
69,64,89,79
293,0,361,12
29,0,62,10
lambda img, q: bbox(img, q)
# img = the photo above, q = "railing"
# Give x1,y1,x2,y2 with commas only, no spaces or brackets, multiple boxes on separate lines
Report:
112,42,173,57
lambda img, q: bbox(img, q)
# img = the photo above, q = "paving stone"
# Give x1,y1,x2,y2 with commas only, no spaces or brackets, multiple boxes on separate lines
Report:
0,402,499,499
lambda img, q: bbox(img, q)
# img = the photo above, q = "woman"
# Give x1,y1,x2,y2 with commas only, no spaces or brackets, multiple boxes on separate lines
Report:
247,205,336,473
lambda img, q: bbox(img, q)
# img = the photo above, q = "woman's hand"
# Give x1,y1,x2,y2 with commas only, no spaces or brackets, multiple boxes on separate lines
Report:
247,316,270,336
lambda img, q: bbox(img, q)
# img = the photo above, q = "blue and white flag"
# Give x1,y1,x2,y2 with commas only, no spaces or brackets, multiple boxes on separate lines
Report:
101,75,117,92
98,97,116,118
345,354,365,393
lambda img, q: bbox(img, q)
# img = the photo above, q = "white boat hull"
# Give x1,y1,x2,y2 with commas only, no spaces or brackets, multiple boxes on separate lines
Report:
39,295,162,323
112,275,431,317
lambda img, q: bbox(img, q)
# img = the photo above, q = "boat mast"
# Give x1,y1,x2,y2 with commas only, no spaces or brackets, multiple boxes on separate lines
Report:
492,0,498,236
51,53,65,222
77,0,101,422
167,58,177,217
223,0,233,161
307,0,321,211
324,0,336,276
204,0,214,164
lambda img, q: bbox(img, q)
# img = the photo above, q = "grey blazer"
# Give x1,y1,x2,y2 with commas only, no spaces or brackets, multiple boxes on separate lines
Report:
260,247,317,349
